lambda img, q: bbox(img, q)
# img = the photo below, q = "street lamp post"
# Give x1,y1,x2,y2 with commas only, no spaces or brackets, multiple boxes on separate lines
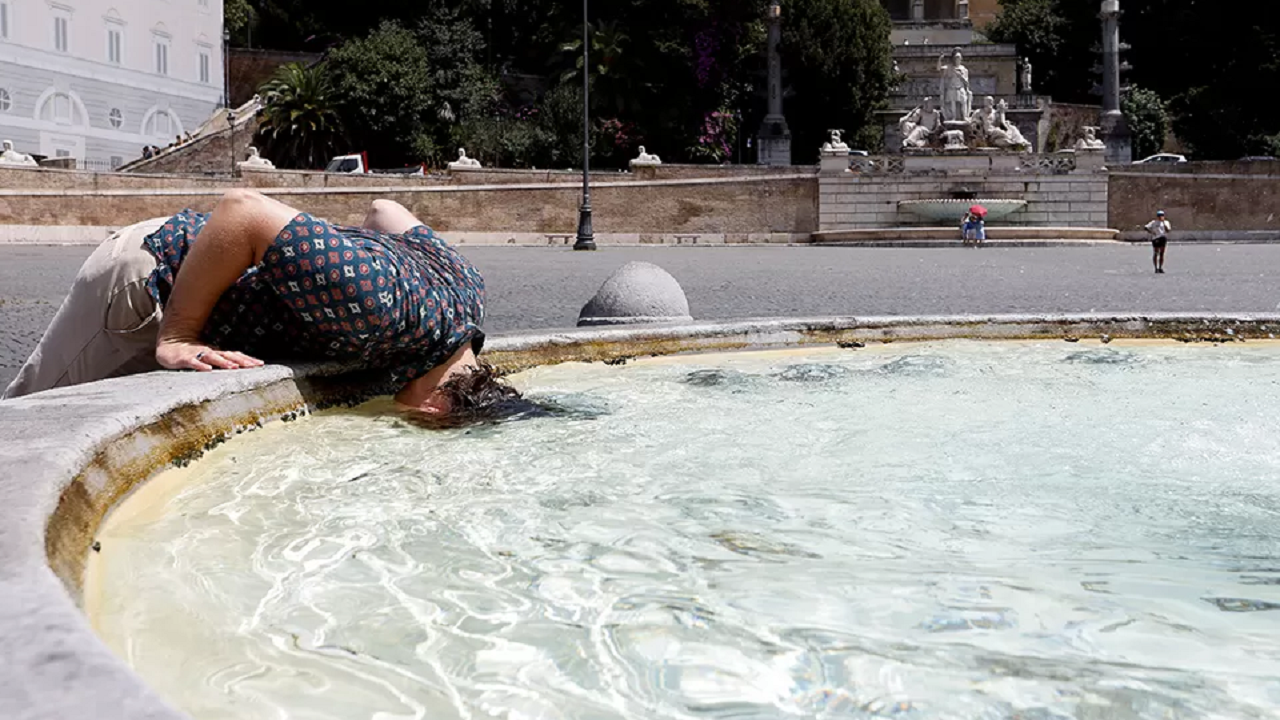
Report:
572,0,596,251
224,28,236,176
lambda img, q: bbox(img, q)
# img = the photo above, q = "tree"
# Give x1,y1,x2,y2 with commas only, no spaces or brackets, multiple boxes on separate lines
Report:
1122,86,1168,160
982,0,1092,103
325,22,437,166
255,62,345,169
779,0,894,158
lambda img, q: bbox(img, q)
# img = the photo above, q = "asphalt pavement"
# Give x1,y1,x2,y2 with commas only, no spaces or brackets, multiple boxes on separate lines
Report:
4,243,1280,390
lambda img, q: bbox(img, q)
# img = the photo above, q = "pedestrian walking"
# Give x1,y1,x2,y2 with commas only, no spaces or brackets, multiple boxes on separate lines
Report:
1145,209,1171,273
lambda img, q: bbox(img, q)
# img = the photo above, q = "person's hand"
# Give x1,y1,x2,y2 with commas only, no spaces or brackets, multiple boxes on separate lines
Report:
156,339,264,372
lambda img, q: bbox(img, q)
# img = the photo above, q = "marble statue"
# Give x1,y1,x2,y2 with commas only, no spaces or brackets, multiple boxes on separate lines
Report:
821,130,850,153
942,129,968,151
966,97,1030,150
937,49,972,122
1075,126,1105,151
448,148,482,170
238,146,275,169
0,140,38,167
630,146,662,167
993,99,1031,150
1020,58,1033,94
899,97,943,149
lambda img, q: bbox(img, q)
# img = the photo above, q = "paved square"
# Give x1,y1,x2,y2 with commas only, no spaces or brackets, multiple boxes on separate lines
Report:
4,244,1280,389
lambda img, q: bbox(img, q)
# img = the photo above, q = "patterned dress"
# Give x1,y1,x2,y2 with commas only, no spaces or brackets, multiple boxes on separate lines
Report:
143,210,485,384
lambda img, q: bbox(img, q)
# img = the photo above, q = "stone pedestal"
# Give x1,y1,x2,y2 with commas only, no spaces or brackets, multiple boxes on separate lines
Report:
819,150,850,174
757,125,792,166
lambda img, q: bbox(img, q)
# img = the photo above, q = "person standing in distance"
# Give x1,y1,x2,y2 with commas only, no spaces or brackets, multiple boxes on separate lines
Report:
1145,210,1172,274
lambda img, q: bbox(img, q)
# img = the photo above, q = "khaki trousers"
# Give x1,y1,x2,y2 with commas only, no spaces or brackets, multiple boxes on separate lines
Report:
3,218,169,399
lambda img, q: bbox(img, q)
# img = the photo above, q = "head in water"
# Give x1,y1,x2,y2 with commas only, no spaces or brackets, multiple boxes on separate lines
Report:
404,361,545,430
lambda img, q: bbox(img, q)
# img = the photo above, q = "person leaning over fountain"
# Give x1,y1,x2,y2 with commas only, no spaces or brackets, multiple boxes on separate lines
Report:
3,190,523,422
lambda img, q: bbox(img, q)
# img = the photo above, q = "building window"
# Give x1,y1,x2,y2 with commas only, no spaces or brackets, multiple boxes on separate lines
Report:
107,27,122,64
38,91,85,126
154,36,170,75
199,50,210,84
198,0,208,6
54,15,70,53
0,88,10,112
144,108,181,139
1,2,9,40
109,107,123,128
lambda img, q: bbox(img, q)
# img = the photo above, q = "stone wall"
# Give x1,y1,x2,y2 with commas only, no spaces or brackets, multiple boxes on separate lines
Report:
819,153,1109,229
1109,169,1280,236
0,169,817,244
1042,103,1102,153
124,121,260,176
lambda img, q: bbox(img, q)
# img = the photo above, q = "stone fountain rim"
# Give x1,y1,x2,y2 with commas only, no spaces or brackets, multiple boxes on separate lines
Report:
3,312,1279,720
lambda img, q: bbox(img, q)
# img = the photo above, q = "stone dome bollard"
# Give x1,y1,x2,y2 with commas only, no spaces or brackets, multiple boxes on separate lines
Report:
577,261,693,327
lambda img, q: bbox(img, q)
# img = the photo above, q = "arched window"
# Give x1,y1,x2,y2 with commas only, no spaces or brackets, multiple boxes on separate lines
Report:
108,107,123,129
142,107,183,139
0,88,11,112
37,90,86,126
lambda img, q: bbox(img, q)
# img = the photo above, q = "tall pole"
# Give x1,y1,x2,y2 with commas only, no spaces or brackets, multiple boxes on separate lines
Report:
1099,0,1131,164
224,28,236,176
573,0,596,250
755,2,791,166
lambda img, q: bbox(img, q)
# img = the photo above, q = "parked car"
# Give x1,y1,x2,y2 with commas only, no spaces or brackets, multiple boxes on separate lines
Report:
1132,153,1187,164
325,153,426,175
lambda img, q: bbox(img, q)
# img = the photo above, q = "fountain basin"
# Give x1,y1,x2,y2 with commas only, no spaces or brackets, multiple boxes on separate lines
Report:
898,198,1027,221
4,315,1280,720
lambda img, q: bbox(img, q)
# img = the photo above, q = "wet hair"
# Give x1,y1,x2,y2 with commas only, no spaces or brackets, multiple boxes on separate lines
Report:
404,361,546,430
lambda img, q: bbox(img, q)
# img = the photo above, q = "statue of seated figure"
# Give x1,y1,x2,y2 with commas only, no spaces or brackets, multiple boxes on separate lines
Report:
631,146,662,167
899,98,942,149
0,140,38,167
448,148,482,170
968,97,1030,150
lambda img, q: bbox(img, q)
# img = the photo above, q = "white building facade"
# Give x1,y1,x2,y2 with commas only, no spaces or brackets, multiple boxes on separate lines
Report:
0,0,223,170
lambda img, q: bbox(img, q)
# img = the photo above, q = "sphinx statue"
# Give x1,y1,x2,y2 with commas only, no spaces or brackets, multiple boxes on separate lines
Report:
1075,126,1105,151
630,146,662,167
238,146,275,169
448,148,482,170
0,140,38,167
821,130,850,153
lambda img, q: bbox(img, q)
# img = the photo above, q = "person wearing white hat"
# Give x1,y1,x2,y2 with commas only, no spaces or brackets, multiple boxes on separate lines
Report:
1144,210,1172,274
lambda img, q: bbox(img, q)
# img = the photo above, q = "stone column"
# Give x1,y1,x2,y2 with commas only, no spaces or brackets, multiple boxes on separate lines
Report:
1099,0,1131,164
756,1,792,166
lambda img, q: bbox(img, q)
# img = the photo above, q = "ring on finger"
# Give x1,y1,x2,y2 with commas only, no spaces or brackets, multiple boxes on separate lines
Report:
196,352,206,361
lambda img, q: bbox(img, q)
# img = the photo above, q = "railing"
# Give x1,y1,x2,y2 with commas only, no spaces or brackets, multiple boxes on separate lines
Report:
78,158,127,173
846,153,1076,175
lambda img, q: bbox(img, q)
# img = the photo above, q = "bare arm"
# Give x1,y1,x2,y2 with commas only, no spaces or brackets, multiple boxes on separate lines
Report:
155,190,296,371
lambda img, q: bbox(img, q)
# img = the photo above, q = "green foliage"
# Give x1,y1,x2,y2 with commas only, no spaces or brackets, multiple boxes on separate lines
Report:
224,0,255,37
780,0,895,158
983,0,1091,102
1122,86,1168,160
986,0,1280,159
255,62,345,170
325,22,437,167
235,0,895,167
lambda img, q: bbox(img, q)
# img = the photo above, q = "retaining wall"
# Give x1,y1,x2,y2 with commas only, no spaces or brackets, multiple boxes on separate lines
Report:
1109,169,1280,239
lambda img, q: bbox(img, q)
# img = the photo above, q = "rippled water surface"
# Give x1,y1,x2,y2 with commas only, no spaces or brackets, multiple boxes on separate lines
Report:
91,342,1280,719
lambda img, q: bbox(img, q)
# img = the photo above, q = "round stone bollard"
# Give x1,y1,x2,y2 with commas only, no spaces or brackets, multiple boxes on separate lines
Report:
577,261,693,327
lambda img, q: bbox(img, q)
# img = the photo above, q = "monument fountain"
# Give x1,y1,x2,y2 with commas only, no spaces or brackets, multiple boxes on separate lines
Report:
814,31,1115,243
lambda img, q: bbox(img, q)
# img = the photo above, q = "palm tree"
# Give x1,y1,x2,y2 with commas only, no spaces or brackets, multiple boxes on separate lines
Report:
255,62,346,169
